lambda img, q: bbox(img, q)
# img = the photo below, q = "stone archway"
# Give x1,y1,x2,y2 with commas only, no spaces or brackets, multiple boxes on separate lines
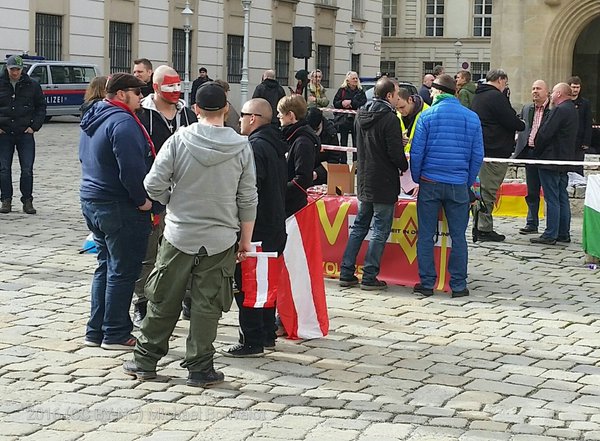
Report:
572,16,600,121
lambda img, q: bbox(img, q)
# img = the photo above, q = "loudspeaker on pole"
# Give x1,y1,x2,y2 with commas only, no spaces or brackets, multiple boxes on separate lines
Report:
293,26,312,59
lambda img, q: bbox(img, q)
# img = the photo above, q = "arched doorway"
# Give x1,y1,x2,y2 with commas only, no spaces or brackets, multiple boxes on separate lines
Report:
572,16,600,123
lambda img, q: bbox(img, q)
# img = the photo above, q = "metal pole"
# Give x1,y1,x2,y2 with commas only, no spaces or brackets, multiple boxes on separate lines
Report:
240,0,252,108
182,1,193,105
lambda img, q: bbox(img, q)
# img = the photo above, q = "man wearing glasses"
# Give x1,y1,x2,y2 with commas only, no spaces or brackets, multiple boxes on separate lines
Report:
79,73,154,351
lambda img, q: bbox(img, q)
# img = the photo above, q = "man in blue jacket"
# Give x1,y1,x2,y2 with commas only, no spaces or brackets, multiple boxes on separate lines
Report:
79,73,153,350
410,74,484,298
0,55,46,214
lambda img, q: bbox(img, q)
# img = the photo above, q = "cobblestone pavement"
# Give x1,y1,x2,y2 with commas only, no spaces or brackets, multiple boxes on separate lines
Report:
1,119,600,441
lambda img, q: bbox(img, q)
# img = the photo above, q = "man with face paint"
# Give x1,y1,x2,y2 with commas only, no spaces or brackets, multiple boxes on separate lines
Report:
133,65,197,327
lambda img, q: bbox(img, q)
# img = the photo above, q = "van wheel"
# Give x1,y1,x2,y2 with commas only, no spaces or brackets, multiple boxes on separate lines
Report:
44,116,52,123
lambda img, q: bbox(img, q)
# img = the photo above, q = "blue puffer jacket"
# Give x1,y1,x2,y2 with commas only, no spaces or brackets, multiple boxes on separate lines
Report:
410,95,484,186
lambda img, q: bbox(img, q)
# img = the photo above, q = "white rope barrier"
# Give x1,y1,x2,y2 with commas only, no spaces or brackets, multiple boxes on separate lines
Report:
320,108,357,114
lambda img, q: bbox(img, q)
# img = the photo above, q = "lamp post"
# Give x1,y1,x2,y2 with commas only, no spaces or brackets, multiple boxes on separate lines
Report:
346,23,356,72
240,0,252,108
182,1,193,105
454,40,463,73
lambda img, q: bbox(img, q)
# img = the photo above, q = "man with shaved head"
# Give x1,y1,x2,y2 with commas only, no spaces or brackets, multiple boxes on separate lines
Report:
531,82,578,245
252,69,286,126
133,65,197,326
222,98,288,357
514,80,551,235
418,74,435,105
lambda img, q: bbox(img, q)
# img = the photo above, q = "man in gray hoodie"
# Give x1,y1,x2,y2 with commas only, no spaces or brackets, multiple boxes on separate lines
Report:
123,82,258,387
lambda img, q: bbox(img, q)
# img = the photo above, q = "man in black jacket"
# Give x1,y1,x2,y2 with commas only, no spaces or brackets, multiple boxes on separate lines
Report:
306,106,343,185
190,67,212,107
567,76,592,176
223,98,287,357
339,77,408,291
252,70,286,126
531,83,578,245
471,69,525,241
0,55,47,214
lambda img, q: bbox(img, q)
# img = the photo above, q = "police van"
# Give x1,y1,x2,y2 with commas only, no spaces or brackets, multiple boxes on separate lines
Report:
2,55,100,120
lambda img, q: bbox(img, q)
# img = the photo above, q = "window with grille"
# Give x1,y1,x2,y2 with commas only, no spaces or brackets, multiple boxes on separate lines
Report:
423,61,442,75
227,35,243,84
109,21,132,73
351,54,361,77
172,28,192,78
275,40,290,86
473,0,492,37
352,0,363,20
425,0,444,37
382,0,397,37
35,13,62,60
316,45,331,88
471,62,490,82
380,60,396,78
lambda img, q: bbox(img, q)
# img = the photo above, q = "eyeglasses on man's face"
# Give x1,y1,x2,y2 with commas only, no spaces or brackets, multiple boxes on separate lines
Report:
240,112,262,118
124,87,142,95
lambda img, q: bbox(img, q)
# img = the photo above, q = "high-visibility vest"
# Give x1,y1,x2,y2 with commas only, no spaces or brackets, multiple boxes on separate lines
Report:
398,103,430,153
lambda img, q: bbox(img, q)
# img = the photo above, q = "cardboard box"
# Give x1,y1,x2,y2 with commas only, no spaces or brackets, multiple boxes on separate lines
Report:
324,162,356,195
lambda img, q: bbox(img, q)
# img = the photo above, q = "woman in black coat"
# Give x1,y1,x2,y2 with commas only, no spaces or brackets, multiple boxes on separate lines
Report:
333,71,367,160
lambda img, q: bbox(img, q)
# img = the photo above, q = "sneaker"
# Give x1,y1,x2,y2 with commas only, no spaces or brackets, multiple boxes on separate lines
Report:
122,360,157,381
101,337,136,350
83,338,101,347
132,301,147,328
451,288,470,298
0,199,11,214
519,226,538,235
556,236,571,243
339,276,359,287
263,339,276,350
476,230,506,242
360,279,387,291
530,236,557,245
413,283,434,297
187,366,225,387
181,297,191,320
22,199,36,215
222,343,264,358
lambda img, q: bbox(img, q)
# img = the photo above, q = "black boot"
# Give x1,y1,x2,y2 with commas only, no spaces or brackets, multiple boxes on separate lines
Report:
22,199,36,214
133,301,147,328
187,365,225,387
0,199,11,214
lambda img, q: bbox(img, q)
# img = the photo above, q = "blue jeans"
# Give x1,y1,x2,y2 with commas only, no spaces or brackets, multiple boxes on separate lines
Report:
523,149,541,229
538,169,570,239
416,181,470,292
81,200,151,344
340,201,394,284
0,133,35,201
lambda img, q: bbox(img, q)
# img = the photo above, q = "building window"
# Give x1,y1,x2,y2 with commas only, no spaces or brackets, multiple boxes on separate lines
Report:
35,13,62,60
275,40,290,86
227,34,243,84
382,0,397,37
316,45,331,88
380,60,396,78
172,28,192,78
423,61,442,75
352,0,363,20
351,54,361,76
473,0,492,37
109,21,132,73
471,62,490,82
425,0,444,37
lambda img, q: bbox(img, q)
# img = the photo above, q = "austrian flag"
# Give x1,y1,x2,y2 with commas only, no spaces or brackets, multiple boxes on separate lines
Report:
278,202,329,339
240,244,282,309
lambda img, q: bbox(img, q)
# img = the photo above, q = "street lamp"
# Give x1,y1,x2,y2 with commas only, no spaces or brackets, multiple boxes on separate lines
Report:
181,1,193,105
240,0,252,108
346,23,356,72
454,40,463,73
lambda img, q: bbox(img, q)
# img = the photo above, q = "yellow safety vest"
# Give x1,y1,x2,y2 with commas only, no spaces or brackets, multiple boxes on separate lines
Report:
398,103,430,153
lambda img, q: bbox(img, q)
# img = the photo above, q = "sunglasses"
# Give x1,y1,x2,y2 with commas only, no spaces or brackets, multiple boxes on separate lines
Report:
124,87,142,95
240,112,262,118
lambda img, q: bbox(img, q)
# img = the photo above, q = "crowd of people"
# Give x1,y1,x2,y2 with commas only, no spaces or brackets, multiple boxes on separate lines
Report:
2,53,592,386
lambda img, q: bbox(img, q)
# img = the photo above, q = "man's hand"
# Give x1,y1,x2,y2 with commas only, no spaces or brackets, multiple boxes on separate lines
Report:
138,198,152,211
409,185,419,198
24,127,34,134
582,145,590,150
237,239,252,262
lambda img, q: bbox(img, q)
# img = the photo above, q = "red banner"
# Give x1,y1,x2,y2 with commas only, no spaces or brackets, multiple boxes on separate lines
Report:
314,195,451,291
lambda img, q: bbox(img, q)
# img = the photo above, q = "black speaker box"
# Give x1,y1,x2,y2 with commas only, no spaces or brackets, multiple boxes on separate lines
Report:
293,26,312,59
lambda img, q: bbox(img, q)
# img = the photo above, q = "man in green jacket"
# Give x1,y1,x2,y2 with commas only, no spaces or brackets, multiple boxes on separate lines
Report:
456,70,477,109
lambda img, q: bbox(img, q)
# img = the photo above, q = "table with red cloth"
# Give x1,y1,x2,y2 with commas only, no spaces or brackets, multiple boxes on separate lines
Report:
312,194,452,291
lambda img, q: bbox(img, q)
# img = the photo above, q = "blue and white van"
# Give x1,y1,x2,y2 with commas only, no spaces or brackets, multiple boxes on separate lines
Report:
2,55,100,120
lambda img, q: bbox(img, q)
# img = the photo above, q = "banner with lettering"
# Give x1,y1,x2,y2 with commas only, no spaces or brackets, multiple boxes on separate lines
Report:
314,196,452,291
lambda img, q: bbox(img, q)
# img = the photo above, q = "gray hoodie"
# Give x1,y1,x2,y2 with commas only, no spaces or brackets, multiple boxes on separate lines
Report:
144,122,258,255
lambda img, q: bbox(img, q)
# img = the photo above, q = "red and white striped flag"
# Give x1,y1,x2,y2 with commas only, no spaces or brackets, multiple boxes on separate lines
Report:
278,202,329,339
240,244,283,309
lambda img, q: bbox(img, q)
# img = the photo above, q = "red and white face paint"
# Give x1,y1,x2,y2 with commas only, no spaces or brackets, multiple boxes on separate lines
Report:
158,74,182,103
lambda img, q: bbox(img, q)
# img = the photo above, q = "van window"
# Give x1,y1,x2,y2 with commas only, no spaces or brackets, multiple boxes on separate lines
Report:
72,66,96,83
50,66,69,84
30,65,49,85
